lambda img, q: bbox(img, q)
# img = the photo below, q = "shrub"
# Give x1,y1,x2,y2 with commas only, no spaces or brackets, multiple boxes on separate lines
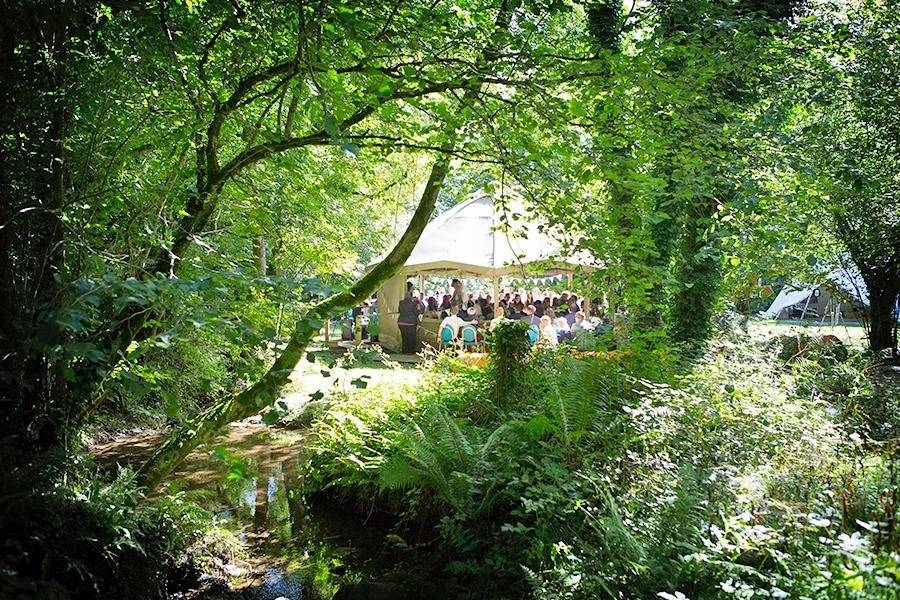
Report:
300,334,900,599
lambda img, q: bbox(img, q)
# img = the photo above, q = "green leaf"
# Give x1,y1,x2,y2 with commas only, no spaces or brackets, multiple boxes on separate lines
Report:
324,113,339,139
262,410,280,425
161,390,180,417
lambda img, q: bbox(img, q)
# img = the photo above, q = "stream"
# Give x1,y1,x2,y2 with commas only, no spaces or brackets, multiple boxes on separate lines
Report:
94,423,407,600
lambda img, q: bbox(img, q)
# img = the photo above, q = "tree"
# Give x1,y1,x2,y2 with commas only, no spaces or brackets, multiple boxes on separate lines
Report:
137,151,452,488
1,0,592,457
787,0,900,353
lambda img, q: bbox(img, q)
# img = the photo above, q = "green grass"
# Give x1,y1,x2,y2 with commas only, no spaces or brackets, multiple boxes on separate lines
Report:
280,348,424,411
749,318,869,347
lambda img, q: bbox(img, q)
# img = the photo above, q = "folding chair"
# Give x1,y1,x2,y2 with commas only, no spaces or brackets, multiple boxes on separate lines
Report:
439,325,455,349
461,325,478,351
527,325,539,345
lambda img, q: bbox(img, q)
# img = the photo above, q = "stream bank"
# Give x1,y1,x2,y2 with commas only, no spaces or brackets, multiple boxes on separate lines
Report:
94,423,466,600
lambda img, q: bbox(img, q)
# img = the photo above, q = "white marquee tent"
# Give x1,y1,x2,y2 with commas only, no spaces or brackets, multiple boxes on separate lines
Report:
760,267,869,320
368,191,595,351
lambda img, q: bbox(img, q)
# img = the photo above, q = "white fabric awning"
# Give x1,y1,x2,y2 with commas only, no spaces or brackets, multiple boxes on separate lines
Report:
760,287,814,318
368,191,594,277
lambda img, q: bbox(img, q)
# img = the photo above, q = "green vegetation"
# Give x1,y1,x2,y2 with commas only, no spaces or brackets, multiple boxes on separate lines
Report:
304,334,899,599
2,0,898,597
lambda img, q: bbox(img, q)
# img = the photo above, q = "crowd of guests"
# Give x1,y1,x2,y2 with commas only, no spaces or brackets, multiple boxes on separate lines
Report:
396,278,603,352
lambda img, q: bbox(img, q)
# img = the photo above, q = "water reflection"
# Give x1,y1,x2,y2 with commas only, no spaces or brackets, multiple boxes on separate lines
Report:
97,426,378,600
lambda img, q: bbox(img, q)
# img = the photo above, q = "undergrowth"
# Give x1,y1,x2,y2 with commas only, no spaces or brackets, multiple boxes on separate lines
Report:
301,330,899,599
0,447,240,599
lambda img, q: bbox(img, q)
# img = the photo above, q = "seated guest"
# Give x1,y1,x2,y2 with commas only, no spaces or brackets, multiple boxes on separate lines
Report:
534,299,544,317
439,306,466,338
544,307,556,320
465,305,480,323
520,304,539,326
555,316,571,342
538,315,558,346
566,299,579,326
478,298,493,320
440,294,452,311
489,305,507,331
427,296,439,312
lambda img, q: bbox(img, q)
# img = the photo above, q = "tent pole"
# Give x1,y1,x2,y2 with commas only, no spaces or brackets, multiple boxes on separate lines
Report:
493,276,500,316
800,289,814,320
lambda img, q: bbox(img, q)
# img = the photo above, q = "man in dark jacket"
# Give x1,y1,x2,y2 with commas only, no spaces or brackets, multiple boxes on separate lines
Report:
397,292,421,354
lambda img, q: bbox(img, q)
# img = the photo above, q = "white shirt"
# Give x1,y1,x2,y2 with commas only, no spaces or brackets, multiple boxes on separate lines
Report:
439,314,465,337
539,324,558,345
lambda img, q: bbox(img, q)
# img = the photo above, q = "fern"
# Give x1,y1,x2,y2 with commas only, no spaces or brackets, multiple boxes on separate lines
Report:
378,404,510,511
542,355,616,450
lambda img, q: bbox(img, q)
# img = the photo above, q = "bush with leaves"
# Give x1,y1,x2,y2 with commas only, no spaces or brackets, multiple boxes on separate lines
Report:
301,334,899,598
0,447,223,599
486,319,535,411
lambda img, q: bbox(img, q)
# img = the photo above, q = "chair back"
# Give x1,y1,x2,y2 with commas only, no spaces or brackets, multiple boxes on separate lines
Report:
461,325,478,344
440,326,454,343
527,325,539,344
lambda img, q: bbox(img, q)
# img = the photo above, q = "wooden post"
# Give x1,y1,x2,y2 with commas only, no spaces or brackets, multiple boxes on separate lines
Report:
567,272,573,290
418,273,425,295
324,318,330,342
492,276,500,316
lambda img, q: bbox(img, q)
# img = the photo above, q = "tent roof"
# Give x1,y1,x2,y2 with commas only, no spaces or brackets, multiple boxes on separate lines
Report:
759,265,870,318
368,191,594,277
760,287,814,318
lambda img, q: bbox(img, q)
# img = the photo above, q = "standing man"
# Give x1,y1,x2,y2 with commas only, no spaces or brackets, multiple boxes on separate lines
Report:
397,291,421,354
450,278,465,308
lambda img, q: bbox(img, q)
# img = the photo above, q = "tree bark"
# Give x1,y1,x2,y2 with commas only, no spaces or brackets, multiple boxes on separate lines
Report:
255,236,267,276
861,270,899,354
136,154,451,489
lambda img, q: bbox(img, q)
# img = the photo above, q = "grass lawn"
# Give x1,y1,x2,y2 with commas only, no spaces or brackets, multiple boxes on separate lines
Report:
281,347,423,410
749,318,869,347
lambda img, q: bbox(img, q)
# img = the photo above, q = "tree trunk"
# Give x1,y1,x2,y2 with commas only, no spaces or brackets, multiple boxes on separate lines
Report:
862,270,899,354
136,154,451,489
670,196,721,346
255,236,267,276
